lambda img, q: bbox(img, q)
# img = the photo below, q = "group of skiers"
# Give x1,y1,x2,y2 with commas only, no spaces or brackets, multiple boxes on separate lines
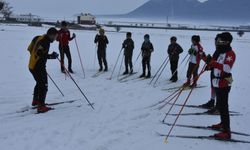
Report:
27,21,236,140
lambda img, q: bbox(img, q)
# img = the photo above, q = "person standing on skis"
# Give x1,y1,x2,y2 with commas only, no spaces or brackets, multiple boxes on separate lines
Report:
94,28,109,72
167,36,183,82
122,32,134,75
205,32,236,140
200,34,222,113
183,35,204,87
57,21,76,73
140,34,154,78
28,28,59,113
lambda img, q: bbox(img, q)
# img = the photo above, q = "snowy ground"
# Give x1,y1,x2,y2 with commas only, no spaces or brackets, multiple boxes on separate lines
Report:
0,23,250,150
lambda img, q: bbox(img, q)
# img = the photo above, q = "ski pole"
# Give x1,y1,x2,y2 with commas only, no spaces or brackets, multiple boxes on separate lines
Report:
153,58,170,87
108,48,123,80
134,51,142,66
117,55,125,80
57,58,95,110
47,73,64,97
149,56,169,85
163,65,207,143
74,38,86,78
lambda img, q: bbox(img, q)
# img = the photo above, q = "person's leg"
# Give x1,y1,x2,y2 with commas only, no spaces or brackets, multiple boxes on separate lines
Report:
184,62,193,86
30,69,39,106
129,52,133,73
103,50,108,71
64,45,73,72
97,50,103,71
124,55,129,74
146,56,151,78
214,87,231,139
59,45,65,72
192,64,199,86
171,60,178,81
140,57,146,77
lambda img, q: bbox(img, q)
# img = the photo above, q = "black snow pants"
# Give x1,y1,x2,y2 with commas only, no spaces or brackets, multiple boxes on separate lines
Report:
97,49,108,69
59,45,72,70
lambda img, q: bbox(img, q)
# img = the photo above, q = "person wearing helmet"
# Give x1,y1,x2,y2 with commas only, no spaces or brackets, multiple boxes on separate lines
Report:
94,28,109,72
205,32,236,140
140,34,154,78
167,36,183,82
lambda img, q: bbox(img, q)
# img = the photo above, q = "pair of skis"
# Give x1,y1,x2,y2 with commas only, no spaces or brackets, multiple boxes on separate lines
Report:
157,122,250,144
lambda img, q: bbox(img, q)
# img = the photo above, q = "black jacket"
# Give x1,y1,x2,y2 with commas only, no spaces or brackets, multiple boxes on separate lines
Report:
123,38,134,55
167,43,183,61
141,41,154,57
94,34,109,50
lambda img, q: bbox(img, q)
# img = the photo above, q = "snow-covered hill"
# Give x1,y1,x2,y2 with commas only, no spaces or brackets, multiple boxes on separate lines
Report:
0,24,250,150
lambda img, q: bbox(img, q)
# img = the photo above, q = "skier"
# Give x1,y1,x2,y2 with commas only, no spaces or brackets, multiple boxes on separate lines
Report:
57,21,76,73
183,35,204,87
122,32,134,75
140,34,154,78
94,28,109,72
167,36,183,82
200,34,222,113
205,32,236,139
28,28,59,113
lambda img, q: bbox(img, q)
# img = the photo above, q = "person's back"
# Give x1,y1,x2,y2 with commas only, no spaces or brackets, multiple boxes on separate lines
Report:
95,34,109,50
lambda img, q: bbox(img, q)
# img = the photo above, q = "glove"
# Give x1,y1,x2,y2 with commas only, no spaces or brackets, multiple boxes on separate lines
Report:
50,51,59,59
206,54,212,65
72,33,76,39
188,48,196,55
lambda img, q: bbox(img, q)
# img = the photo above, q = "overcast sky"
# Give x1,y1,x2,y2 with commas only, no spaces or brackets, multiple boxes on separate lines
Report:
7,0,207,19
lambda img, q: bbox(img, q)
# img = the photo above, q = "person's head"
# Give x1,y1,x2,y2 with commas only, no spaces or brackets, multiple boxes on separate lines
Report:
126,32,132,39
216,32,233,52
191,35,200,45
170,36,177,44
215,33,222,47
47,27,58,42
99,28,105,35
61,21,68,29
144,34,150,42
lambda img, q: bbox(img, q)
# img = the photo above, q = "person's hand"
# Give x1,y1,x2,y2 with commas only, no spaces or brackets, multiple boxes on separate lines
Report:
206,54,212,65
51,51,59,59
72,33,76,39
188,48,194,55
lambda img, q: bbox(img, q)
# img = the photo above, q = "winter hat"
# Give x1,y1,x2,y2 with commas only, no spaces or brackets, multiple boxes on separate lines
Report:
61,21,68,27
99,28,105,35
126,32,132,37
192,35,200,43
220,32,233,43
47,27,58,35
170,36,177,41
144,34,150,40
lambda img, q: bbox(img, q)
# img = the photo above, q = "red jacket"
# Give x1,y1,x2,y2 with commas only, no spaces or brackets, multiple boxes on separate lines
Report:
57,29,72,46
211,50,236,88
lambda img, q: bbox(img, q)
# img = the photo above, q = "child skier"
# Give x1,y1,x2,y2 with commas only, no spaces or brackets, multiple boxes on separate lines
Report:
140,34,154,78
183,35,204,87
205,32,236,139
28,28,59,113
122,32,134,75
57,21,76,73
94,28,109,72
167,36,183,82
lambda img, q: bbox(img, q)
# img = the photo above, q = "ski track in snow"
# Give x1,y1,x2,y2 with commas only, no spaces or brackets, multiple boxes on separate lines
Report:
0,24,250,150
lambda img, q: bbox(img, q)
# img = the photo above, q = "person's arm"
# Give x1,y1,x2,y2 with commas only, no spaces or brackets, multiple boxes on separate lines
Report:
69,31,76,41
178,44,183,54
105,36,109,44
131,40,134,50
150,43,154,52
94,35,98,43
167,45,171,55
210,52,236,73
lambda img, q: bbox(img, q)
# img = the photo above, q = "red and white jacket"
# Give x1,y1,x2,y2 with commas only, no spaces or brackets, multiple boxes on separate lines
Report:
211,50,236,88
189,43,203,64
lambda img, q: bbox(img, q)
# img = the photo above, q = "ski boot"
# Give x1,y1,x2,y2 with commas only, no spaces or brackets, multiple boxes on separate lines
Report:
211,122,224,130
213,131,231,140
200,99,215,109
68,68,74,74
139,72,146,78
123,70,129,75
37,104,53,113
146,71,151,78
